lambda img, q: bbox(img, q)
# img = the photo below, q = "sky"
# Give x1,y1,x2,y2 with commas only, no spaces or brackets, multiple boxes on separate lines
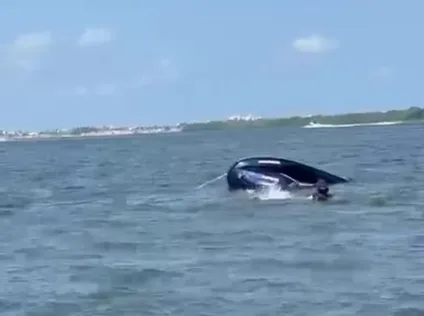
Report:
0,0,423,131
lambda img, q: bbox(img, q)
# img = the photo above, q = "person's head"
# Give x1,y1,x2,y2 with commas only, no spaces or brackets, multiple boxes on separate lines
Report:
315,179,329,195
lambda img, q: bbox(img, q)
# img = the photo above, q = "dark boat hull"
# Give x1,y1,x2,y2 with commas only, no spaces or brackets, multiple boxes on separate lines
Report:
226,156,350,191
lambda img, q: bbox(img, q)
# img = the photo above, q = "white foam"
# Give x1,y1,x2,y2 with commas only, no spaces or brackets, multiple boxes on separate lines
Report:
248,185,294,200
195,174,313,202
303,120,403,129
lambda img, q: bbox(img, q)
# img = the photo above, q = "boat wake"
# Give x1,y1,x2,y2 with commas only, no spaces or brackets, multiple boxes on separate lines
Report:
303,121,403,129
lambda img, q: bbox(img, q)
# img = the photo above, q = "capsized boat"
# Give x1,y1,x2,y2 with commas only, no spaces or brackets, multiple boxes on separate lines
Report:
226,156,350,191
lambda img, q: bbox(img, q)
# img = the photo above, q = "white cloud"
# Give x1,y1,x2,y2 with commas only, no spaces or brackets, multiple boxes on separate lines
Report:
12,32,51,53
78,28,112,47
292,34,339,54
372,66,394,79
7,31,52,71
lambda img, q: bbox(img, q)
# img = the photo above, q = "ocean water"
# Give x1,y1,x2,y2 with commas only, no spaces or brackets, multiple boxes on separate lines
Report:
1,124,424,315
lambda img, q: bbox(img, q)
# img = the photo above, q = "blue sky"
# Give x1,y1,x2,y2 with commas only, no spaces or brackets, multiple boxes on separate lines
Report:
0,0,423,130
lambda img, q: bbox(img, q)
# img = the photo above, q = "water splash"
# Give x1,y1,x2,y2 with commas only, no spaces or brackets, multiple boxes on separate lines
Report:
194,173,317,203
247,185,296,201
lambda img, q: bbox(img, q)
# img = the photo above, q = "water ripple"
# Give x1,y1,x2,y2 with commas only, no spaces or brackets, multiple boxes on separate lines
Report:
0,125,424,315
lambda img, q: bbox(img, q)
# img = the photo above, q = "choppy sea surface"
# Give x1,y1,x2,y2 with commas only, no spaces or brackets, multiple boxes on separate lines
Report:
1,124,424,316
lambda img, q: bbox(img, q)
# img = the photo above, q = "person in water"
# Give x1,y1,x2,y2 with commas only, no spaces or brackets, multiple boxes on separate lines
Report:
312,179,332,201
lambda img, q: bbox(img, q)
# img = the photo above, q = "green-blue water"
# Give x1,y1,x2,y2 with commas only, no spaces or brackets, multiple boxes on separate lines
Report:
1,124,424,315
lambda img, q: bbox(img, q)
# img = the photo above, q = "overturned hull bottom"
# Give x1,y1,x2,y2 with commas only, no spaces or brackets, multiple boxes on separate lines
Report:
226,157,350,191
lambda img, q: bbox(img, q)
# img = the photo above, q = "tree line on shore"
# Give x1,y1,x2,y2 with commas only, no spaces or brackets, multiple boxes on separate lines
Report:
180,106,424,131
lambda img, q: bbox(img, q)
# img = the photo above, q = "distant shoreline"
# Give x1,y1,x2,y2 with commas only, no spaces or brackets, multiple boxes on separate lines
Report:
1,106,423,142
0,128,182,142
0,126,182,142
179,106,424,131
